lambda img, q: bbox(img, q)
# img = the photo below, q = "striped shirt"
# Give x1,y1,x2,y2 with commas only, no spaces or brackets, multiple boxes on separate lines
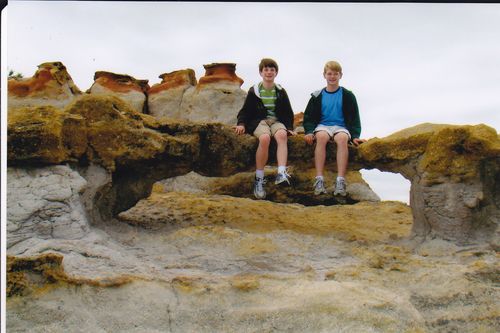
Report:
259,82,277,118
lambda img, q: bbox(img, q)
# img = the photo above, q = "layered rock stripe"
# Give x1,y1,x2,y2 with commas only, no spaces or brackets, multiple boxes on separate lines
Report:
8,94,500,242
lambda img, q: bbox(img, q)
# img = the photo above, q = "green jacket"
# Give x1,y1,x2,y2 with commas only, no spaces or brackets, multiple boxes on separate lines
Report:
236,83,294,135
303,87,361,139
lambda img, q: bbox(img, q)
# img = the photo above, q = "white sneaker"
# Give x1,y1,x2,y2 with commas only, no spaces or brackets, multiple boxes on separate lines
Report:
275,168,291,185
313,178,327,195
253,177,267,199
334,178,347,196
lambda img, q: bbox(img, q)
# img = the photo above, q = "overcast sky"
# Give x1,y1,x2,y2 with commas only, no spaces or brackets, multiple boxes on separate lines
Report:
4,1,500,202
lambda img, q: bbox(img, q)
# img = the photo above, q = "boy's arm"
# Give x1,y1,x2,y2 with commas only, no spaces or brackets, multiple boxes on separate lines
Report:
302,97,316,135
350,93,361,139
281,89,295,130
236,89,253,127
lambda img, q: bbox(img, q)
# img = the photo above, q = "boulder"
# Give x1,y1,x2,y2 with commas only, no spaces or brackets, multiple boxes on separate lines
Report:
148,69,197,119
7,165,89,248
359,123,500,243
88,71,149,113
8,62,81,109
8,95,170,171
179,63,246,124
293,111,305,133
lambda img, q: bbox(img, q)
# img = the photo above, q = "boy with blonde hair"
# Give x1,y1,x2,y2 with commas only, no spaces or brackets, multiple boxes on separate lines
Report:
303,60,365,196
234,58,295,199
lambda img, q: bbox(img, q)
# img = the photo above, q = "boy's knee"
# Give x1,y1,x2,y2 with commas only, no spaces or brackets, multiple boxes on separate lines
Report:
334,132,349,144
315,131,330,144
259,134,271,145
274,130,287,142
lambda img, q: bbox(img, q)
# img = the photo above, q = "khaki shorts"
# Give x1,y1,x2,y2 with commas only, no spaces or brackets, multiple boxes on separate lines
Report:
314,124,351,140
253,118,287,138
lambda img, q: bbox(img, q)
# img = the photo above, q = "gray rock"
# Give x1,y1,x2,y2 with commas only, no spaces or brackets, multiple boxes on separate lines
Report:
7,165,90,247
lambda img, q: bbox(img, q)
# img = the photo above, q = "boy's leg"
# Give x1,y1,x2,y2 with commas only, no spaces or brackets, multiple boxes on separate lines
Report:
256,134,271,170
252,121,272,199
253,120,272,171
274,129,288,168
333,132,349,178
314,131,330,176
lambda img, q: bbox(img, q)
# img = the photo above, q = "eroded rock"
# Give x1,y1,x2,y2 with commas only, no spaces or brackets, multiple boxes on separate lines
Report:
179,63,246,124
148,69,197,119
89,71,150,113
157,168,380,205
8,62,82,109
359,123,500,243
7,165,89,247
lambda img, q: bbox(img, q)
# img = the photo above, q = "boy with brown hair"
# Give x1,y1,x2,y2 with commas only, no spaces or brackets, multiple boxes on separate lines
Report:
234,58,295,199
303,60,365,196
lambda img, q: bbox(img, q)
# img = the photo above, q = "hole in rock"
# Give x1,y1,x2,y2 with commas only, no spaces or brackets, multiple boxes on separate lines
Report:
360,169,410,204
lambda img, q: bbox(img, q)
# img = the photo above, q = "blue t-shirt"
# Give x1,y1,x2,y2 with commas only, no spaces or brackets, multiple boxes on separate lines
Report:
320,87,345,127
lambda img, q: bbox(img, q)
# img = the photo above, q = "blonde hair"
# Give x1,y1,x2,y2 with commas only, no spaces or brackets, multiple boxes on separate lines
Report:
324,61,342,74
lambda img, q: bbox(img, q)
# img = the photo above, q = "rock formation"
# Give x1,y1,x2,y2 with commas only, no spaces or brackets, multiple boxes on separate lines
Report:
7,165,89,248
178,63,247,125
359,123,500,243
8,62,82,109
148,69,197,119
293,111,305,133
8,95,499,243
157,169,380,206
88,71,150,113
6,61,500,333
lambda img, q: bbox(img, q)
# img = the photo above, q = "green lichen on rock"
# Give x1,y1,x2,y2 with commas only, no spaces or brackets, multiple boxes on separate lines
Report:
419,124,500,183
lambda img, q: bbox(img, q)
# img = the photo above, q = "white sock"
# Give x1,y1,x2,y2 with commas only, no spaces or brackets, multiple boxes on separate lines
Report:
316,175,324,181
337,176,345,182
278,166,287,174
256,169,265,179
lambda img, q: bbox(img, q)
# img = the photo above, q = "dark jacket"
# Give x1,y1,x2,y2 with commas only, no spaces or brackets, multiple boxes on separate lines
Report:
302,87,361,139
236,83,294,135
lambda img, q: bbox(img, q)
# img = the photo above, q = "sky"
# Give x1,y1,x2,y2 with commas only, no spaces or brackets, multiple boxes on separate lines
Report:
3,1,500,203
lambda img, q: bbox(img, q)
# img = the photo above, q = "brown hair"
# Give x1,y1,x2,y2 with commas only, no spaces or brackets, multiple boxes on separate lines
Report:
259,58,279,72
324,61,342,74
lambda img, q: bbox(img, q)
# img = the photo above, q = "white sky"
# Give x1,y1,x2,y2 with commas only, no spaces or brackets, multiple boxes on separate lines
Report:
3,1,500,203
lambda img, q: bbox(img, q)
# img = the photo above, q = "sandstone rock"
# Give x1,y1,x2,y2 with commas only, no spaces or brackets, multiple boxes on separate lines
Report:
8,95,170,171
293,111,305,133
179,63,246,125
88,71,149,113
8,191,499,332
148,69,197,119
359,123,500,243
118,191,406,241
7,101,499,243
7,165,90,247
7,105,87,165
8,61,81,109
157,168,380,205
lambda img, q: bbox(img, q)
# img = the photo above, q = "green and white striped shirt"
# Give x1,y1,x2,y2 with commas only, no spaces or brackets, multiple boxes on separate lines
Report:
259,82,277,118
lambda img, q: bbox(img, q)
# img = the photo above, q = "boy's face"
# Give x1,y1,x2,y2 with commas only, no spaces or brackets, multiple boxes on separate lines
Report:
260,66,278,83
324,69,342,86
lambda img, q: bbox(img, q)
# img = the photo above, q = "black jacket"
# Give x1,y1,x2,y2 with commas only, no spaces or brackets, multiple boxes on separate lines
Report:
236,83,294,135
303,87,361,139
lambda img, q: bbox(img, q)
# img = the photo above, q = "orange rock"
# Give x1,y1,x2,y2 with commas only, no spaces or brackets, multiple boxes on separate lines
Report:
89,71,149,113
149,69,197,95
92,71,150,94
8,62,81,109
197,63,244,87
294,112,304,126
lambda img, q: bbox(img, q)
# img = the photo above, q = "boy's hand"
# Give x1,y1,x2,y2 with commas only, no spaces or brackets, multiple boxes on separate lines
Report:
304,134,315,145
234,125,245,135
352,138,366,146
